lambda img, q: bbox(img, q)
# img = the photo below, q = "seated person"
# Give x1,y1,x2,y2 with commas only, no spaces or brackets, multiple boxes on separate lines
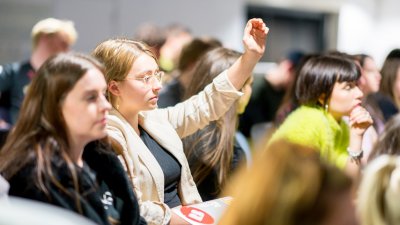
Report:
0,53,145,225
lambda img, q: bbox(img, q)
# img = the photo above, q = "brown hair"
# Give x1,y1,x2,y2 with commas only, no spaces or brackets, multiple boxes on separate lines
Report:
182,47,242,194
0,53,104,212
379,51,400,103
368,114,400,162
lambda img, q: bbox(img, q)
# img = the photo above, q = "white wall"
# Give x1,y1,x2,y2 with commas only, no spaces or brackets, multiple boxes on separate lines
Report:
249,0,400,67
2,0,399,67
337,0,400,66
0,0,245,63
248,0,344,13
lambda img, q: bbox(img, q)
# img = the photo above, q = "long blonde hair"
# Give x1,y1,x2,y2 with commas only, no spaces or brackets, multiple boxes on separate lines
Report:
358,155,400,225
219,140,352,225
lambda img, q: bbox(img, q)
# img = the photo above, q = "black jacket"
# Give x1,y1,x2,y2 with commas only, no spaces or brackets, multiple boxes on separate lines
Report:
8,141,147,225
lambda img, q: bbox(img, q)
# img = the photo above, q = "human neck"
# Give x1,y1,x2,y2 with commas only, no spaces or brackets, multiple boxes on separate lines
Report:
68,139,86,168
327,110,342,123
30,49,51,70
119,108,140,135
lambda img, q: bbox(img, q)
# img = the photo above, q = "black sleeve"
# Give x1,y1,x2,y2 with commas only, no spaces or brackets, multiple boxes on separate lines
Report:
0,63,16,92
84,141,146,225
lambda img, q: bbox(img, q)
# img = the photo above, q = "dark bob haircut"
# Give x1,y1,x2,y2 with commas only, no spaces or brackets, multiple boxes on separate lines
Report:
295,55,361,107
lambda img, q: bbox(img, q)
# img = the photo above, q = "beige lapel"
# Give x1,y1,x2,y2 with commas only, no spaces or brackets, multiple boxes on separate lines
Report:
108,110,165,196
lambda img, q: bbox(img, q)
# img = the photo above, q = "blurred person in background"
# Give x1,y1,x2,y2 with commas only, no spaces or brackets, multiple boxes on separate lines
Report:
366,48,400,131
359,48,400,142
367,114,400,162
0,17,77,127
238,50,305,138
182,47,252,201
133,23,166,60
159,23,192,83
158,37,221,107
219,140,357,225
358,154,400,225
352,54,381,162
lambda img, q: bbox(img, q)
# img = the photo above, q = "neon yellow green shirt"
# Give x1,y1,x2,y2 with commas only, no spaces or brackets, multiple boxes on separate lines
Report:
269,105,350,169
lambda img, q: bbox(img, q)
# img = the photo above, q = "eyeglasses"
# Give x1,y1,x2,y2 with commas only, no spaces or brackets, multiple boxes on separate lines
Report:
125,71,164,86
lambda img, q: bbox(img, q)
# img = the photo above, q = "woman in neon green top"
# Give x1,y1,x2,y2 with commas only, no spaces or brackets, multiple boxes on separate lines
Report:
269,54,373,177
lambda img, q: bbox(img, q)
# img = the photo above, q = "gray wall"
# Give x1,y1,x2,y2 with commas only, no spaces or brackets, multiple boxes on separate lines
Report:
0,0,245,64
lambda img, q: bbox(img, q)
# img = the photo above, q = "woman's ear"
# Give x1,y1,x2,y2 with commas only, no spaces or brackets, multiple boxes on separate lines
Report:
108,80,120,96
318,93,326,106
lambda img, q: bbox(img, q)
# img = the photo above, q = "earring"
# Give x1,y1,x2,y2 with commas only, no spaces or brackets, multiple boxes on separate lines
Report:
324,103,329,112
115,97,120,110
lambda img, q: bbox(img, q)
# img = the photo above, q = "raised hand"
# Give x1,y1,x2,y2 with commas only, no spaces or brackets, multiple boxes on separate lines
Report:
243,18,269,58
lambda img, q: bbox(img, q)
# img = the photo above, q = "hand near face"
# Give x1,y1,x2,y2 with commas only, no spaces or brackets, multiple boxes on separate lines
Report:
349,106,373,136
242,18,269,59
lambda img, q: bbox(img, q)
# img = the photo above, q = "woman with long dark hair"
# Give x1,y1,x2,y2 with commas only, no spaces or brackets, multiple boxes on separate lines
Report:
0,53,145,225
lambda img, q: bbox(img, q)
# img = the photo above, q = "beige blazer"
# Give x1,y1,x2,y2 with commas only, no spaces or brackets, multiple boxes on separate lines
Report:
106,70,242,225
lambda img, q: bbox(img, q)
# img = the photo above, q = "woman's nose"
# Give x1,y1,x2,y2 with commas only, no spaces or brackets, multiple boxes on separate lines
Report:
101,95,112,111
152,78,162,91
355,86,364,99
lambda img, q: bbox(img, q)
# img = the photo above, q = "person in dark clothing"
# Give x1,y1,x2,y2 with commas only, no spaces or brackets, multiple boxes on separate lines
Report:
0,17,77,126
8,141,145,225
0,61,36,126
238,50,305,137
0,53,145,225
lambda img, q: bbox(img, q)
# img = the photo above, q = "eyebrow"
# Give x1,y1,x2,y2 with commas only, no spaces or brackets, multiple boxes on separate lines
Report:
82,87,107,95
135,69,160,76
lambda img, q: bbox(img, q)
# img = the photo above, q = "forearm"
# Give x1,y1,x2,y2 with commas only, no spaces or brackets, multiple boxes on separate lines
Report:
227,52,261,90
348,132,363,155
346,132,363,178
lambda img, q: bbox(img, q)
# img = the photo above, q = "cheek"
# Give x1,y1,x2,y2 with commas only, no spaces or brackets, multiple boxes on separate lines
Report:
63,103,96,134
366,74,378,86
330,92,351,110
62,111,77,135
123,83,147,98
359,76,367,87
